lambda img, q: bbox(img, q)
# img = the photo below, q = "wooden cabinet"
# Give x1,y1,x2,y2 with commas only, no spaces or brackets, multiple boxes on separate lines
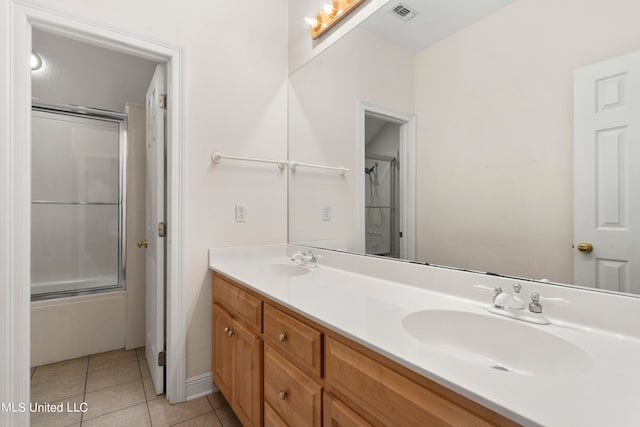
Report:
212,274,264,427
212,304,234,399
233,319,263,426
323,393,372,427
264,304,323,378
264,344,322,427
212,273,518,427
325,337,518,427
213,274,262,331
264,403,288,427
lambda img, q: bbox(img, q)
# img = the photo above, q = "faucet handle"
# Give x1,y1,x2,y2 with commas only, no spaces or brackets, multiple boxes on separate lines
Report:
529,292,543,313
513,283,521,294
472,285,502,302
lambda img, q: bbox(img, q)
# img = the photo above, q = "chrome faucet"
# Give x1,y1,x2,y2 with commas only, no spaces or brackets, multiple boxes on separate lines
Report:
493,283,525,310
481,283,551,325
290,250,320,268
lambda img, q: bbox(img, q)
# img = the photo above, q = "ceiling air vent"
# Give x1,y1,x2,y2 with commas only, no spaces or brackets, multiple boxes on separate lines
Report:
388,3,419,22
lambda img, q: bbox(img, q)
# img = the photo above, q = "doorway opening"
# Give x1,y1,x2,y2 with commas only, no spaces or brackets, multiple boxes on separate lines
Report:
364,117,400,257
358,102,416,261
30,27,169,396
3,3,187,413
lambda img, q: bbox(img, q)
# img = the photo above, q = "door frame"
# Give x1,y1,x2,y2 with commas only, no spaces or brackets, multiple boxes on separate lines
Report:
1,1,187,420
357,101,416,260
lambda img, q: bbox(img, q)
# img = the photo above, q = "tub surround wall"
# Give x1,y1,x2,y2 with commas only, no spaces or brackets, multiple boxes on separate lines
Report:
31,293,126,366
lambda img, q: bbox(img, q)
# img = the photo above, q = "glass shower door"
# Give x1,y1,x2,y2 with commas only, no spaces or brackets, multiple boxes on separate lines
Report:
365,157,396,256
31,109,126,299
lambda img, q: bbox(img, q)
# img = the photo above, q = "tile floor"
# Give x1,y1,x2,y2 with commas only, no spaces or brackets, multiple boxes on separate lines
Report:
30,348,242,427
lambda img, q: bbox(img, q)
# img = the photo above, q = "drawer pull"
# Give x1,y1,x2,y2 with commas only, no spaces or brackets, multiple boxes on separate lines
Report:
226,329,234,337
279,390,288,400
278,332,287,342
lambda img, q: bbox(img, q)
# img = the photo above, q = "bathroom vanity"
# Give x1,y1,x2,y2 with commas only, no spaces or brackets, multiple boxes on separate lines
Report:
210,244,640,427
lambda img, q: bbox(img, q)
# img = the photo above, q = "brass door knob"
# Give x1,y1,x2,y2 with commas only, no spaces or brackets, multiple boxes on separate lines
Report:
577,242,593,253
137,240,149,248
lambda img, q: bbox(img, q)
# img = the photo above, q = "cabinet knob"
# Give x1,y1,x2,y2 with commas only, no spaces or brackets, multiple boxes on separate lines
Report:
226,329,234,337
279,390,288,400
278,333,287,342
224,327,229,333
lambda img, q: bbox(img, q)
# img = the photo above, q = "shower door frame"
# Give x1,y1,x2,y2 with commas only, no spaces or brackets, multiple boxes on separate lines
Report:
365,153,398,257
31,102,128,300
2,1,187,420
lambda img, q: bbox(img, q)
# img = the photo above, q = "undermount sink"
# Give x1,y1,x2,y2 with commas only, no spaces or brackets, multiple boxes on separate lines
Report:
402,310,592,377
267,263,310,278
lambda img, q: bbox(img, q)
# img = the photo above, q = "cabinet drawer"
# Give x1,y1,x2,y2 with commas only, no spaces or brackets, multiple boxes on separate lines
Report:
325,337,500,427
323,393,373,427
264,402,288,427
264,344,322,427
264,304,322,378
213,274,262,332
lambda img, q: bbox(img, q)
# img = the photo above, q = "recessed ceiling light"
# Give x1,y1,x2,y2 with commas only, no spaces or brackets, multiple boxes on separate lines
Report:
31,52,43,71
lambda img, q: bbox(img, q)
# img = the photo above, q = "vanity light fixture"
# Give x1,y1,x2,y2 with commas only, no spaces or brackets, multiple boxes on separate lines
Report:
31,51,43,71
307,0,366,40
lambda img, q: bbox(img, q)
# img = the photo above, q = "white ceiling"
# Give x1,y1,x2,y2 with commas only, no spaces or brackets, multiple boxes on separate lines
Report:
32,29,158,112
362,0,520,52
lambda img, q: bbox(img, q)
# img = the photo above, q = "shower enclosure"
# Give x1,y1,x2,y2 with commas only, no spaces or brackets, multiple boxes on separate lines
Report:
365,154,398,257
31,102,127,300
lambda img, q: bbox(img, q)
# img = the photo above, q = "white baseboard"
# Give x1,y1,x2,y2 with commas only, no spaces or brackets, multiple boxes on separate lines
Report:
185,372,218,400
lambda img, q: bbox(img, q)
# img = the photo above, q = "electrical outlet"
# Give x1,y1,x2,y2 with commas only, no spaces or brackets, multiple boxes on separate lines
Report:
235,204,248,222
322,206,331,221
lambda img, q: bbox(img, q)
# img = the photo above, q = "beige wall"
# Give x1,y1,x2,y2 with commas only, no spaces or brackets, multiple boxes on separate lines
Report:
414,0,640,283
288,28,414,250
31,0,289,378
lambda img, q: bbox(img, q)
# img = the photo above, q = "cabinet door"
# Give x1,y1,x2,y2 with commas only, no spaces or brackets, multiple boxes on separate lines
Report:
212,304,234,402
234,318,263,427
323,393,373,427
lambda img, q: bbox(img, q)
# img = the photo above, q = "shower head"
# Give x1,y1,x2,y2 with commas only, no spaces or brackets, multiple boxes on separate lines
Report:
364,162,378,175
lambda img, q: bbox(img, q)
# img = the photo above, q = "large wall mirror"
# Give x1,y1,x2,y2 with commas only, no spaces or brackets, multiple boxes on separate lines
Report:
288,0,640,297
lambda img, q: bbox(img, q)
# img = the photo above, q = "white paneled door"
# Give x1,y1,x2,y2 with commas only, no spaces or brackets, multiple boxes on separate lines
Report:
145,64,166,394
574,51,640,294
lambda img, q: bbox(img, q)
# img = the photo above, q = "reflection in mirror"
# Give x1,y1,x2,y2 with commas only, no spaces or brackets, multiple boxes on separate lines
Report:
288,0,640,296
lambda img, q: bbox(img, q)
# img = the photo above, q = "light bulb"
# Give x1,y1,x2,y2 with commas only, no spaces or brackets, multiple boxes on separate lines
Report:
323,3,335,14
31,52,43,71
304,17,318,27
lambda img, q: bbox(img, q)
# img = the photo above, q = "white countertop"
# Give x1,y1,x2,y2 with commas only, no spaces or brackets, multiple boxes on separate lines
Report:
209,244,640,427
